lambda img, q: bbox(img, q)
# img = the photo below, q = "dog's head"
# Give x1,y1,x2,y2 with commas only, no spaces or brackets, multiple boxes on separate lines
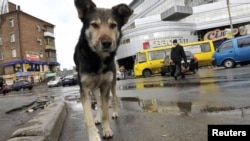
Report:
75,0,133,55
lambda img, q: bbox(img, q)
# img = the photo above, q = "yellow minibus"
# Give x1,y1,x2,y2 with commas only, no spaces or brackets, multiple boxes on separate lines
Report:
181,40,215,67
134,47,172,77
133,40,215,77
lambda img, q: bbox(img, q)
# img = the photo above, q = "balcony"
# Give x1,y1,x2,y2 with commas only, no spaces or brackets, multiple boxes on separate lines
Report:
161,5,193,21
44,31,54,38
45,45,56,50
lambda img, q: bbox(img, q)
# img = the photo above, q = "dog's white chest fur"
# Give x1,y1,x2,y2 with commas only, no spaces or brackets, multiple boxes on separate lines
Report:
80,71,113,89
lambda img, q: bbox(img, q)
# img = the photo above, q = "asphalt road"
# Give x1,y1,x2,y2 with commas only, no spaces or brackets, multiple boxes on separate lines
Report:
59,66,250,141
1,66,250,141
0,84,54,141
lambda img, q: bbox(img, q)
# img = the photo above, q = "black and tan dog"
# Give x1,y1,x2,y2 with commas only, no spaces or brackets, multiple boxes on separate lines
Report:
73,0,133,140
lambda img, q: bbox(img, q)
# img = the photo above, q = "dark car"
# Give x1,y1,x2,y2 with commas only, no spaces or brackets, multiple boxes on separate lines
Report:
161,50,199,76
11,80,33,91
61,75,78,87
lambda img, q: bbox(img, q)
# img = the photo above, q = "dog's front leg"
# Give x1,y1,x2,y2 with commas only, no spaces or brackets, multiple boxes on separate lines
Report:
111,84,119,119
101,86,113,138
93,88,102,124
80,88,101,141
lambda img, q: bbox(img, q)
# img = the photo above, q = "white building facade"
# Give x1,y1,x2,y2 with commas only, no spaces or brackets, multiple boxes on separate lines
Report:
117,0,250,69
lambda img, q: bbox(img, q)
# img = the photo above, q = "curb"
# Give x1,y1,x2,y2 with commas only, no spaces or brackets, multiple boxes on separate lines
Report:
7,96,67,141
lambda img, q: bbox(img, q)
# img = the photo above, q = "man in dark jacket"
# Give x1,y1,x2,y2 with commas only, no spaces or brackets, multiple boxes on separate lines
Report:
170,39,187,80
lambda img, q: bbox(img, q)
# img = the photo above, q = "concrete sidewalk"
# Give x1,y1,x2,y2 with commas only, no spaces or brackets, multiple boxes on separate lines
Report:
7,96,67,141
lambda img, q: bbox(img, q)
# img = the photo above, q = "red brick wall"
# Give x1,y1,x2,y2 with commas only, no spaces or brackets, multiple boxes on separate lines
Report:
0,10,56,75
19,12,47,62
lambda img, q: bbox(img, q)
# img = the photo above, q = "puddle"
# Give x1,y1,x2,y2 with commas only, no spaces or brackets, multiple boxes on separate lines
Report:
65,95,80,102
118,75,250,90
5,96,54,114
120,97,250,117
64,94,250,117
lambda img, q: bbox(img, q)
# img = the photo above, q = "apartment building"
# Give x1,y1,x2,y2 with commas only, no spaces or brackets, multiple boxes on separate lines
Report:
0,2,59,84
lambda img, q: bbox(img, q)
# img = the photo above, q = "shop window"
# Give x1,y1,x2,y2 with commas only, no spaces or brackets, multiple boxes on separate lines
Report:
27,64,40,71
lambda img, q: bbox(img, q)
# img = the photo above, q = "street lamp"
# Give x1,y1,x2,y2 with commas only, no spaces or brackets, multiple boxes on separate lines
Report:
226,0,234,38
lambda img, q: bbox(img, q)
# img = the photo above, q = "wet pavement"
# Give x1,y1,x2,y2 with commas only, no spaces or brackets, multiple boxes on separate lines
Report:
59,66,250,141
0,84,64,141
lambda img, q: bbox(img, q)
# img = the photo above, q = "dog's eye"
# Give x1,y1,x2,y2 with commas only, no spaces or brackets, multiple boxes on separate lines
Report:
110,23,117,29
91,23,99,29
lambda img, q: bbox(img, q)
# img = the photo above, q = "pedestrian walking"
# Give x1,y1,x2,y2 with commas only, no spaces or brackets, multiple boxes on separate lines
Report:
170,39,188,80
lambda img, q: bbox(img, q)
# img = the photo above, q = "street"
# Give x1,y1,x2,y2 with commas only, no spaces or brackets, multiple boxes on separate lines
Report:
59,66,250,141
1,66,250,141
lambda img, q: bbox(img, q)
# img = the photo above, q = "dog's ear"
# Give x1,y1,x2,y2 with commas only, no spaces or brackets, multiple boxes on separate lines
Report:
112,4,133,26
74,0,96,19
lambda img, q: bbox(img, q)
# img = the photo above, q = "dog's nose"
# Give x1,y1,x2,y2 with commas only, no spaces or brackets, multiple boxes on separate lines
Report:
102,41,112,50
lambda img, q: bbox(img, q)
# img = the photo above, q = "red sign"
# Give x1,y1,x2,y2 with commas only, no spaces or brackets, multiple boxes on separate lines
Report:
143,41,150,50
26,54,39,61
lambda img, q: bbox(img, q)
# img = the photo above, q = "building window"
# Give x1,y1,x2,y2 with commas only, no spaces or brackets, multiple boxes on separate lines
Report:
10,33,15,42
37,38,43,45
9,19,14,27
47,51,56,58
11,49,17,57
39,52,43,58
46,37,55,46
0,51,3,60
36,25,41,32
0,37,2,45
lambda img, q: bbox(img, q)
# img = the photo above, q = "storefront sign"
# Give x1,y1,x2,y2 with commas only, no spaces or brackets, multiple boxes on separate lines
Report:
148,38,189,48
204,28,238,41
46,72,56,78
2,74,16,79
143,41,150,49
26,51,39,61
16,71,32,77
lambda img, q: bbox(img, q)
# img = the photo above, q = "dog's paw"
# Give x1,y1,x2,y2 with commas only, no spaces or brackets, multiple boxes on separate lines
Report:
95,116,102,125
102,128,113,139
112,112,119,119
89,128,101,141
95,119,101,125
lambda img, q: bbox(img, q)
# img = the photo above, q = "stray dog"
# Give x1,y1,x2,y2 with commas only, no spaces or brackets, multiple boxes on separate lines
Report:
73,0,133,140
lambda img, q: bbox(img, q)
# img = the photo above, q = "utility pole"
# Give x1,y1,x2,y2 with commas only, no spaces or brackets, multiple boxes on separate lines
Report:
226,0,234,38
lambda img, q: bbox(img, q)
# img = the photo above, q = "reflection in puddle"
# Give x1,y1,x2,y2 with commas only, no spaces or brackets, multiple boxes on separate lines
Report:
120,97,249,118
64,94,249,118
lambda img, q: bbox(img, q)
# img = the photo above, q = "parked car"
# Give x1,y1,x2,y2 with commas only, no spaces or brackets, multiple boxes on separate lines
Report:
212,34,250,68
47,77,62,88
11,80,33,91
161,50,199,76
61,75,77,87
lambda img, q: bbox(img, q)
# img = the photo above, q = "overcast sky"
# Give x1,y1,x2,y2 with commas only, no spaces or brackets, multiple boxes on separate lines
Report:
8,0,133,69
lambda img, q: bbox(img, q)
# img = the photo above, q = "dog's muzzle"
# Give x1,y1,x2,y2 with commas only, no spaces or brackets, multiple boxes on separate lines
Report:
102,41,112,52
